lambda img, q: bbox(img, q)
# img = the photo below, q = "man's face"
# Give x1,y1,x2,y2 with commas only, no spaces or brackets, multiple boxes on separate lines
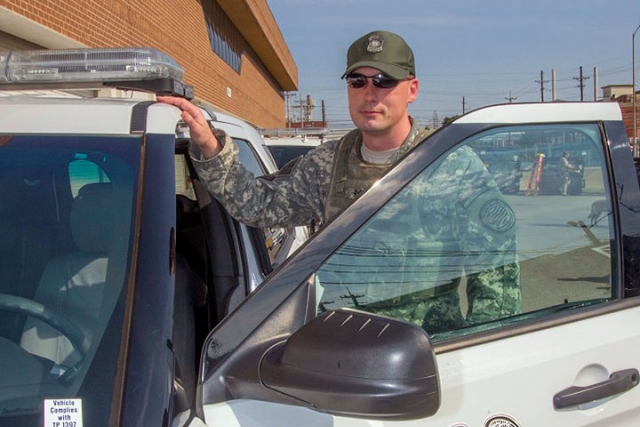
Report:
347,67,419,137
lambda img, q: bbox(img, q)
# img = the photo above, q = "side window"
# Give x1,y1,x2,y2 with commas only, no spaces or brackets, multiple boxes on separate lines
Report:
317,123,614,342
69,157,111,197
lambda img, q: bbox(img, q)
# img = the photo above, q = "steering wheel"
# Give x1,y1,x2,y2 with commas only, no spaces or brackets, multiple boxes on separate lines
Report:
0,293,88,359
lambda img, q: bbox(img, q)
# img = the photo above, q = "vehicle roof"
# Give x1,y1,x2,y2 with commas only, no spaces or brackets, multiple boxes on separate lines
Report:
455,101,622,124
0,90,278,173
0,94,182,134
262,136,323,147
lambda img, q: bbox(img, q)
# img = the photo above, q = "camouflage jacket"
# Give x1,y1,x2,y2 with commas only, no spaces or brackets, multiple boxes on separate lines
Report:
190,119,427,228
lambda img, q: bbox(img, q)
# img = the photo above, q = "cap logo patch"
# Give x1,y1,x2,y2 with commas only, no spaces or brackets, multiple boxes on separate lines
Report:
367,35,384,53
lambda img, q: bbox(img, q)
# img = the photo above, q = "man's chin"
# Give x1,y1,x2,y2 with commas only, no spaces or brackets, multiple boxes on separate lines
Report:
356,119,386,133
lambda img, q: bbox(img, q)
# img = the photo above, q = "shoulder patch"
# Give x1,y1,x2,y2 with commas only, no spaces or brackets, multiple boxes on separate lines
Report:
480,199,516,232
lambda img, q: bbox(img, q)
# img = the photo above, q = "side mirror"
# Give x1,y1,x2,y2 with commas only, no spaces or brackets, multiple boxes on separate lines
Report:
260,309,440,421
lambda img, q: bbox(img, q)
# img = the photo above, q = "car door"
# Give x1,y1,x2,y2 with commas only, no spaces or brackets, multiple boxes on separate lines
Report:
198,103,640,427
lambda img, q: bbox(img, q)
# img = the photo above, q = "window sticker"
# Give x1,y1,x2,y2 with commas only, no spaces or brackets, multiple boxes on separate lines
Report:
43,399,83,427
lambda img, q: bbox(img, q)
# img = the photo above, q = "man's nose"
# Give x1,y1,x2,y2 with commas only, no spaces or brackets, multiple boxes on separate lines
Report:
362,81,378,101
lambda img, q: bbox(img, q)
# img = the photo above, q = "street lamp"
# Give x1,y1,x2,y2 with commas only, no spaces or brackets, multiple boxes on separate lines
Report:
633,24,640,157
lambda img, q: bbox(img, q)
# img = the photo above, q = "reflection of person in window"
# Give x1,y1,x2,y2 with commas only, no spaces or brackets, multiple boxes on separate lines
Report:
561,151,576,196
347,146,521,334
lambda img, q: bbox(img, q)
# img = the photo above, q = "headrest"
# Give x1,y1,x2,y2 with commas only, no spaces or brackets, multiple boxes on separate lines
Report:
70,183,115,254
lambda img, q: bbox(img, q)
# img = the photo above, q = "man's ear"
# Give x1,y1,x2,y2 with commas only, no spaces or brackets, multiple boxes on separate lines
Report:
408,78,419,103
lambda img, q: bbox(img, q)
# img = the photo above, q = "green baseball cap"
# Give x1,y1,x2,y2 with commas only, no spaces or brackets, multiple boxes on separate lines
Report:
342,30,415,80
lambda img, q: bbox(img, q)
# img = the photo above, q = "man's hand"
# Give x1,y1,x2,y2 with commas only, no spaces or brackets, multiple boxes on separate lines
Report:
156,96,222,159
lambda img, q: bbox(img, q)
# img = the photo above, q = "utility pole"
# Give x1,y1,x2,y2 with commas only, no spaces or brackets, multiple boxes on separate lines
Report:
505,91,517,103
306,95,315,125
551,68,557,101
535,70,549,102
573,66,590,101
593,67,598,101
462,96,466,113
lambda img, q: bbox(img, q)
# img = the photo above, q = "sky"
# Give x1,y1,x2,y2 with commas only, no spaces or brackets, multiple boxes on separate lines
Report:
267,0,640,129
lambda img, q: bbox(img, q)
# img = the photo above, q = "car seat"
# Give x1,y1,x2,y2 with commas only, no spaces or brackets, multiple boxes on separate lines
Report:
20,183,115,368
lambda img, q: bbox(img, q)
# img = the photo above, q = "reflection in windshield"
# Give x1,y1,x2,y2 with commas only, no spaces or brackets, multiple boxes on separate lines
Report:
316,123,614,342
267,145,316,169
0,136,138,425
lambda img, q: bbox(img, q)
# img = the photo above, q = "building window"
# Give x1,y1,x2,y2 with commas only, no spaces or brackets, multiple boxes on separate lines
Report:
204,1,242,73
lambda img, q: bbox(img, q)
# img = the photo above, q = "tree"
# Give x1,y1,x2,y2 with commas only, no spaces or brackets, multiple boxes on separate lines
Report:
441,114,461,127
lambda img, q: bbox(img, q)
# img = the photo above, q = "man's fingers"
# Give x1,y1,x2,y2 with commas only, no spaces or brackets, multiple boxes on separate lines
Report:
158,95,206,129
156,96,221,158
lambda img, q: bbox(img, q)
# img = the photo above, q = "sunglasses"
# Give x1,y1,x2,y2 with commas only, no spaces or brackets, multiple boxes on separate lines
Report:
345,72,405,89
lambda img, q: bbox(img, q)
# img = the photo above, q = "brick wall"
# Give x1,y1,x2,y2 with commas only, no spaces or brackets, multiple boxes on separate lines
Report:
0,0,290,128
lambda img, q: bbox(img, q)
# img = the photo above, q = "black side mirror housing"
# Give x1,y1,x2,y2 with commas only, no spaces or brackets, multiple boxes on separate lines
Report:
260,309,440,420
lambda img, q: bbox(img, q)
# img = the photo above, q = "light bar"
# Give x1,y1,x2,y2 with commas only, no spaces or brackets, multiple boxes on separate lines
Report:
0,47,193,98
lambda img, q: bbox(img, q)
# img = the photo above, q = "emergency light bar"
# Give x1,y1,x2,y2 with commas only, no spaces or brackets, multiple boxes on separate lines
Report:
0,47,193,98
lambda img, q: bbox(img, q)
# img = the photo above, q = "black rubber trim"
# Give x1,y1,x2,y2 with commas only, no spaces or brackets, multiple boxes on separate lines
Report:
130,101,155,134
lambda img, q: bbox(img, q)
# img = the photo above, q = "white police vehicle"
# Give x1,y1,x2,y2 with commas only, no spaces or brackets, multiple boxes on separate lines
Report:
261,133,323,169
0,47,304,427
1,48,639,427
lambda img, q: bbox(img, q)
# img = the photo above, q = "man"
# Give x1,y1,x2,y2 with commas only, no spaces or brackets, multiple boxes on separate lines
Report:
158,30,430,229
159,30,520,334
560,151,576,195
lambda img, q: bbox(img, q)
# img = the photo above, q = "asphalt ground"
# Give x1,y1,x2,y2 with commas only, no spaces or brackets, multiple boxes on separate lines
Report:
458,192,612,316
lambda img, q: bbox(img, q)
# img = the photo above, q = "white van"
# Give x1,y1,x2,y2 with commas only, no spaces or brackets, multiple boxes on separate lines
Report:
262,135,323,169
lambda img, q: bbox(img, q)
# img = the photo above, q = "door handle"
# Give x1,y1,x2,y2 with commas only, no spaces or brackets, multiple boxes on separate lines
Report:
553,368,639,410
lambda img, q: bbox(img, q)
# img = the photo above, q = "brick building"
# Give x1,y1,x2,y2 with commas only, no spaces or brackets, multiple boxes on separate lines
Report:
0,0,297,128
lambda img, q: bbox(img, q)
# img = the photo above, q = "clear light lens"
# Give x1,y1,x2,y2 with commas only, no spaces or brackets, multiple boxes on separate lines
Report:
0,47,184,84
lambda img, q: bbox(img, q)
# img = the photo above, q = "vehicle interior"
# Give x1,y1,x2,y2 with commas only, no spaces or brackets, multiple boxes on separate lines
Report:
173,135,295,409
0,136,135,423
0,133,286,420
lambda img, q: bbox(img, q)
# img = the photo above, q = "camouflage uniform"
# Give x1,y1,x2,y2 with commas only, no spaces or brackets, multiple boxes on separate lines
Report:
192,120,521,335
191,118,429,228
320,145,521,334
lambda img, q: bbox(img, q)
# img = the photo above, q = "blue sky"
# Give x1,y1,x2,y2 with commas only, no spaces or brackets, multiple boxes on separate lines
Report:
267,0,640,128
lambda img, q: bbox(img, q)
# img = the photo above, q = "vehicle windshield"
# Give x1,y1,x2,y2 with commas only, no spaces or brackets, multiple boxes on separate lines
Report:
267,145,316,169
0,135,138,426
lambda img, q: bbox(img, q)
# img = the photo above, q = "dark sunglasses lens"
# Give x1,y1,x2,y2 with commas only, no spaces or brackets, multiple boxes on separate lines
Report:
347,73,401,89
347,75,367,88
372,75,399,88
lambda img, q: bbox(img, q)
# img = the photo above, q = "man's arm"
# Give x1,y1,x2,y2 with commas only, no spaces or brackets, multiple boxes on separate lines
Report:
453,149,522,324
157,96,328,228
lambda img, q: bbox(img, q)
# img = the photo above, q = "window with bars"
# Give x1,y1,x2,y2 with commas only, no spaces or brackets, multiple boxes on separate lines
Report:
204,1,243,73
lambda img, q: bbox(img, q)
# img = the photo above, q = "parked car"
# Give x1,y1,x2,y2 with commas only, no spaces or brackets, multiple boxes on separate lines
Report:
197,103,640,427
261,135,323,169
0,47,305,427
1,48,639,427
